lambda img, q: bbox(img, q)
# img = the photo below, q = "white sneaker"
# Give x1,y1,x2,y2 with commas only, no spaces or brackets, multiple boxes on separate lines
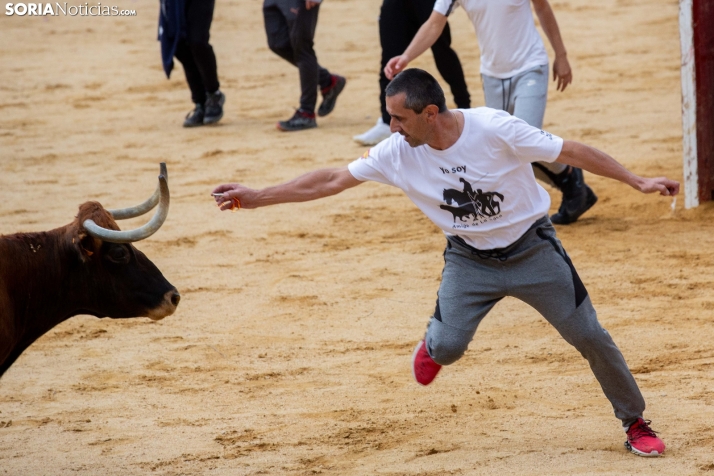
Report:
353,118,391,145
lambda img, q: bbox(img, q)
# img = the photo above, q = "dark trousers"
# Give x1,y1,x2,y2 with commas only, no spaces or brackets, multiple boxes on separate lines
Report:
173,0,220,105
379,0,470,123
263,0,333,113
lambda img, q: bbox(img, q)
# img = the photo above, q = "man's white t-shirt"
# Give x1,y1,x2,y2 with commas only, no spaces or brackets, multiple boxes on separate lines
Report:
348,108,563,250
433,0,549,79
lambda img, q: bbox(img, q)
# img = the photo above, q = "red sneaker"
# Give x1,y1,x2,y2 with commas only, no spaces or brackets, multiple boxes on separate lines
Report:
625,418,665,456
411,340,441,386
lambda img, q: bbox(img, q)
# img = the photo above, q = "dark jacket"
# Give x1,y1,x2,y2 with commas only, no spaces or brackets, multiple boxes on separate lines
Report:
158,0,185,78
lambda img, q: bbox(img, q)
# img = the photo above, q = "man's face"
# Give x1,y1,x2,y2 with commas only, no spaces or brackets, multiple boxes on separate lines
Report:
386,92,435,148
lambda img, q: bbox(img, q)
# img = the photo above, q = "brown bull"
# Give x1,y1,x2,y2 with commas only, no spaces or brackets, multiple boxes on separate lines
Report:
0,164,180,378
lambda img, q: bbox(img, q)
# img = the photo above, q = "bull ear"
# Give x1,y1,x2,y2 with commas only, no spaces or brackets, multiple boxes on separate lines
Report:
75,231,102,261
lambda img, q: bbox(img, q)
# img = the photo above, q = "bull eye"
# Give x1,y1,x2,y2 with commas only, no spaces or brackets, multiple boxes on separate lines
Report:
106,244,130,264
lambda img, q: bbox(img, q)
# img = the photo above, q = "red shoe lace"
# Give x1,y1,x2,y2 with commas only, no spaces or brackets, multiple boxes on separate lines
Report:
629,420,658,440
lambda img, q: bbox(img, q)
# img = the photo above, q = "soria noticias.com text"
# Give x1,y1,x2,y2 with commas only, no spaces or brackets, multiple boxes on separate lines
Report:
5,2,137,16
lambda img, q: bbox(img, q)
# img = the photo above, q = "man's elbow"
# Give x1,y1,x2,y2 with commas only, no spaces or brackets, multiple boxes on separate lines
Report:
554,140,578,166
324,171,360,196
531,0,550,11
426,11,448,31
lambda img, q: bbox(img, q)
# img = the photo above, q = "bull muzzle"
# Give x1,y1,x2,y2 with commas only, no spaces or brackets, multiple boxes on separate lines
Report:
147,288,181,321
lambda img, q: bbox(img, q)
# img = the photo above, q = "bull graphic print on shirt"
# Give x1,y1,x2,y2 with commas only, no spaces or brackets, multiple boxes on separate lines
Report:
440,177,504,228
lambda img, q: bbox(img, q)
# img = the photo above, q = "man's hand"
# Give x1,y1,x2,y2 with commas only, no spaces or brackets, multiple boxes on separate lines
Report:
306,1,320,10
635,177,680,196
212,183,257,211
385,55,409,80
553,54,572,92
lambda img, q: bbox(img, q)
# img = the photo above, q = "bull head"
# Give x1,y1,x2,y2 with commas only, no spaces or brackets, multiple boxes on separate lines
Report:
0,164,180,377
74,163,180,320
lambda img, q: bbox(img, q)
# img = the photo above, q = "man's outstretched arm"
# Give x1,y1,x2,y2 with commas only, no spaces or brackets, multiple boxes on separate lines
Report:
555,140,679,196
212,167,363,211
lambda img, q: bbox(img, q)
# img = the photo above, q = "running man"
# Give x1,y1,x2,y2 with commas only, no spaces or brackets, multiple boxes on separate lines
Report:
384,0,595,225
212,69,674,457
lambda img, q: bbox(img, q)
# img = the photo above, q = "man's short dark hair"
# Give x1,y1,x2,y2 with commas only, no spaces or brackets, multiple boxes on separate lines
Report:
385,68,447,114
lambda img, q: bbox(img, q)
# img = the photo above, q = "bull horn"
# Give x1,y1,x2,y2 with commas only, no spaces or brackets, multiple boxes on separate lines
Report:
108,163,168,219
83,170,170,243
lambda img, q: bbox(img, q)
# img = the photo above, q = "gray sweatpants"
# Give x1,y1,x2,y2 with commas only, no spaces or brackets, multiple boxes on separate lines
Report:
481,64,568,182
425,217,645,424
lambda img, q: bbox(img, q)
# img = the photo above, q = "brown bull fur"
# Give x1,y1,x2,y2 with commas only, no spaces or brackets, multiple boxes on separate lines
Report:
0,202,178,378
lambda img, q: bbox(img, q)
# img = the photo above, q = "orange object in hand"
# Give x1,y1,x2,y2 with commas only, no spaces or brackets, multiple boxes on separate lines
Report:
214,195,241,212
230,197,241,212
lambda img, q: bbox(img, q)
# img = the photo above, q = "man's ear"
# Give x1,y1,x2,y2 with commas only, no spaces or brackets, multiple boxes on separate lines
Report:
424,104,440,123
75,231,102,262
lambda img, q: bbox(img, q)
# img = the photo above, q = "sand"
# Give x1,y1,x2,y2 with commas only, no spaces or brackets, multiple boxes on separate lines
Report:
1,0,713,474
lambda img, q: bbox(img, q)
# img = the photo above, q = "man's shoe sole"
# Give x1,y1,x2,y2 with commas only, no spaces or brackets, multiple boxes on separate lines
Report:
353,137,383,146
276,122,317,132
624,441,663,457
411,340,425,385
353,133,391,146
203,112,224,125
412,340,441,386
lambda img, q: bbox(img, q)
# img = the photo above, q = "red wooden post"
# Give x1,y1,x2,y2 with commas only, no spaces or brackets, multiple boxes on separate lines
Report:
680,0,714,207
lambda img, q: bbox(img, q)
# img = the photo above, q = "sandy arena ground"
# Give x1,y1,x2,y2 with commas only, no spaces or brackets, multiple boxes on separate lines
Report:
1,0,714,474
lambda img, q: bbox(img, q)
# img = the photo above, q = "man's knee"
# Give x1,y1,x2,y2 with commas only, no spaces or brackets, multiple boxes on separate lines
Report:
425,318,471,365
563,321,614,358
429,339,469,366
289,37,314,58
188,42,213,58
267,39,292,59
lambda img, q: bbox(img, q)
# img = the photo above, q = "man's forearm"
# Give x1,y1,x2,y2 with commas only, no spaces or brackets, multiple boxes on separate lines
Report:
554,140,679,196
402,12,448,63
254,167,362,207
555,141,644,190
533,0,567,57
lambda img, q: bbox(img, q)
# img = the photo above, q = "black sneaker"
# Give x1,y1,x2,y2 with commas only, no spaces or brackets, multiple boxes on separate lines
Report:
550,167,598,224
203,91,225,125
276,109,317,131
317,75,346,117
183,103,205,128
